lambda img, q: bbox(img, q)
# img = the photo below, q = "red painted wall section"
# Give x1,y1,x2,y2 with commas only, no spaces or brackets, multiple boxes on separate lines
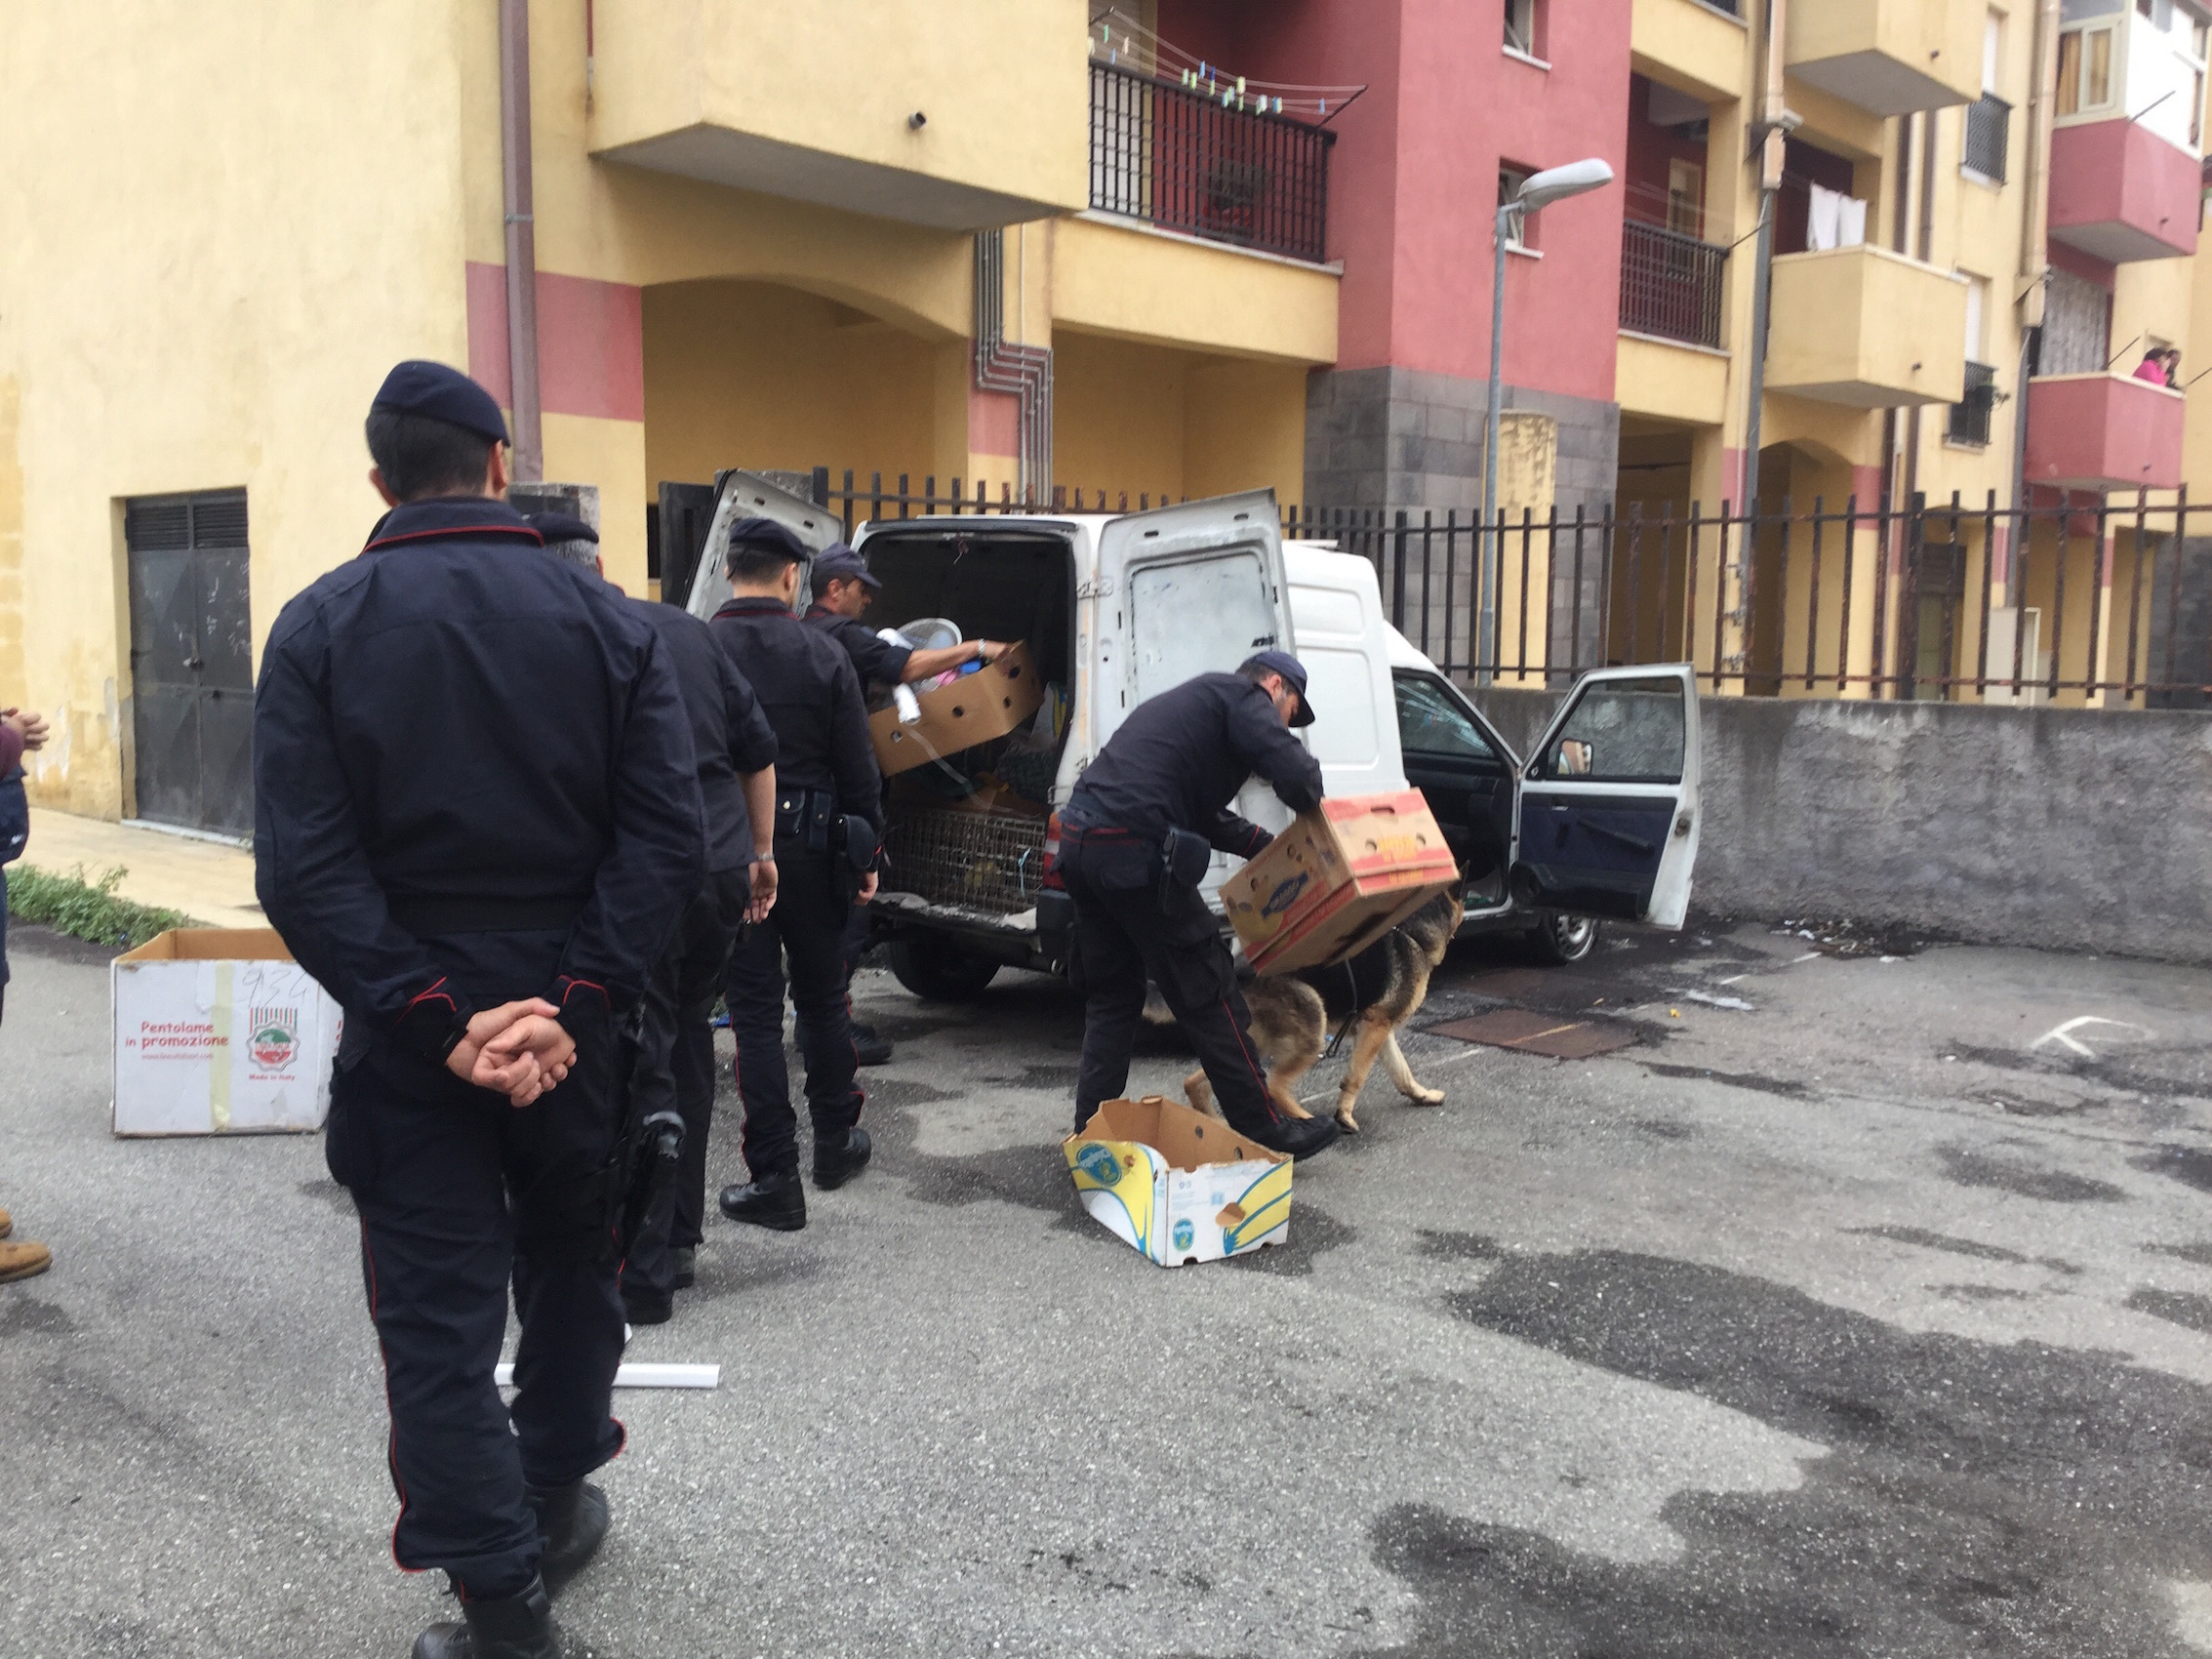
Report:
1624,75,1709,233
968,388,1021,458
2048,119,2201,261
465,263,645,423
1155,0,1629,403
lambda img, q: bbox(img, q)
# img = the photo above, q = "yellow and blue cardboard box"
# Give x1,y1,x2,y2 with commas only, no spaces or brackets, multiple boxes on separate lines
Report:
1064,1095,1292,1266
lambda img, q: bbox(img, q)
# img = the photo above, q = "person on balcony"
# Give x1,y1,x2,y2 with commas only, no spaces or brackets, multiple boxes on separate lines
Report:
2137,347,2172,385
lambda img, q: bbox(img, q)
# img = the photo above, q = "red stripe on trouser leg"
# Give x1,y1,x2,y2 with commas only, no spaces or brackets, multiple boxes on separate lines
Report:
1222,999,1280,1124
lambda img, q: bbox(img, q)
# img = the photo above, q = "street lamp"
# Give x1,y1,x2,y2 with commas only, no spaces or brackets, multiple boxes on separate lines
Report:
1478,156,1615,684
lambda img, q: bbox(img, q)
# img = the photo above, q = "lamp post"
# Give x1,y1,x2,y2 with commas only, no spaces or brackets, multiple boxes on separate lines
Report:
1479,156,1615,684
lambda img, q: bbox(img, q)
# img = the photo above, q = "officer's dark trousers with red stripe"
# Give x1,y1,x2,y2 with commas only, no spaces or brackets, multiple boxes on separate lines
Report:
1061,835,1279,1138
324,966,627,1601
724,848,864,1179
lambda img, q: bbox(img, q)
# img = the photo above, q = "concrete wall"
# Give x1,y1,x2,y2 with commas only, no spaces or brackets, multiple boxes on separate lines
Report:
1465,685,2212,963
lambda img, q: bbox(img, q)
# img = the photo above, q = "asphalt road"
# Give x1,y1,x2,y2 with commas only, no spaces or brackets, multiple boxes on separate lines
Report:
6,917,2212,1658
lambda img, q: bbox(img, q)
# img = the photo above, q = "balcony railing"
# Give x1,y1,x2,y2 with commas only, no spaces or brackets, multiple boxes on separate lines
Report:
1619,221,1727,349
1088,60,1334,263
1948,360,1998,445
1963,92,2011,182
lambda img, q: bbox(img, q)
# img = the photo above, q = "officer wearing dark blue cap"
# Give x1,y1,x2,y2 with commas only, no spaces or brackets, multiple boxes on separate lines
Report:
709,518,882,1232
801,544,1012,1067
1055,650,1340,1161
256,358,704,1659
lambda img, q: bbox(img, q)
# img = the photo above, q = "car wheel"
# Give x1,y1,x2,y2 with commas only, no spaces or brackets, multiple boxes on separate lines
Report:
887,933,1002,1002
1528,910,1597,965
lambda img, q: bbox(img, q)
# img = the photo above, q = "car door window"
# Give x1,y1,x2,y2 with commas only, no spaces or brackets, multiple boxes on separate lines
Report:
1394,673,1498,765
1533,674,1684,783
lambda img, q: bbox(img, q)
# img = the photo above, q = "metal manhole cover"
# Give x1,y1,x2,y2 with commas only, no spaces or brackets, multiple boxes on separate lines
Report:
1428,1009,1640,1060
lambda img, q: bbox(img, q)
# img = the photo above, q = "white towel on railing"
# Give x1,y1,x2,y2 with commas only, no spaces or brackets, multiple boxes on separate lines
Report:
1807,183,1842,251
1837,193,1867,247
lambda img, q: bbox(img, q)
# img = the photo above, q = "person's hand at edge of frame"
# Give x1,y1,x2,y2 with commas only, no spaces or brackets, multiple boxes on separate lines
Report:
857,870,879,904
445,998,560,1105
2,708,50,751
747,854,779,924
479,1013,580,1108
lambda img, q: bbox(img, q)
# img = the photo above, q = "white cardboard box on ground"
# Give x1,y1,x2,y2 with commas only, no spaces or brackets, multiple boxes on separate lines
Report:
111,928,341,1137
1064,1096,1293,1267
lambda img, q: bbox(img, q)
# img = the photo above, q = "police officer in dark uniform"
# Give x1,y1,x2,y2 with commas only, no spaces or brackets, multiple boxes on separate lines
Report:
529,514,780,1324
800,544,1011,1067
709,521,882,1232
256,363,704,1659
1057,651,1340,1160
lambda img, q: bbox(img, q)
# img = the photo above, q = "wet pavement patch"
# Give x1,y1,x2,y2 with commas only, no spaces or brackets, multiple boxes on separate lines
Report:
1223,1202,1354,1277
1847,1224,2081,1275
2127,1287,2212,1334
1428,1009,1641,1061
0,1294,75,1337
1641,1062,1812,1101
1937,1146,2127,1205
2147,1240,2212,1268
2134,1145,2212,1195
1353,1242,2212,1657
1416,1230,1507,1264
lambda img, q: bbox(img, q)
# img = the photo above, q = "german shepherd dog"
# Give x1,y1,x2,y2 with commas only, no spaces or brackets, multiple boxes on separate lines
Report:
1183,890,1463,1134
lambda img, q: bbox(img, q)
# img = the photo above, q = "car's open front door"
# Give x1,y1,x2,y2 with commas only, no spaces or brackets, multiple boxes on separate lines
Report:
1511,664,1701,928
683,470,844,620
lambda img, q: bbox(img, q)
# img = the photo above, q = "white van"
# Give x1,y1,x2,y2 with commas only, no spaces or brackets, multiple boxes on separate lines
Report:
682,473,1701,999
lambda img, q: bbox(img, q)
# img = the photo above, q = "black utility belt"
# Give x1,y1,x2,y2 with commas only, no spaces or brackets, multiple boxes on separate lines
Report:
774,789,875,874
1061,822,1211,898
388,894,585,936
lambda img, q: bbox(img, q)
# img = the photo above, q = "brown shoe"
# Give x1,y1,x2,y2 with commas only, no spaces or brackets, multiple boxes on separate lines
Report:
0,1207,12,1238
0,1239,52,1282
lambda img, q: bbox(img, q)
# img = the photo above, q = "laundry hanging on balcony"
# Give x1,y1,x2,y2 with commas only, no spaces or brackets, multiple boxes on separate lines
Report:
1805,183,1868,251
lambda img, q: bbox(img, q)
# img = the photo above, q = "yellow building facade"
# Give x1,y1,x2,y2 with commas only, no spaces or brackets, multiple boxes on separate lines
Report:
1618,0,2203,707
0,0,1340,826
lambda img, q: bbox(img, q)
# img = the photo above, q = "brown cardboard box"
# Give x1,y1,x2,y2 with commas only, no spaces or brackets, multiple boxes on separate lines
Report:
870,642,1044,777
1221,791,1459,974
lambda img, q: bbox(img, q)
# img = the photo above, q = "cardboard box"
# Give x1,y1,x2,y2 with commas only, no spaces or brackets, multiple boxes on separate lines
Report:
112,928,342,1137
870,642,1044,777
1221,790,1459,975
1064,1095,1292,1267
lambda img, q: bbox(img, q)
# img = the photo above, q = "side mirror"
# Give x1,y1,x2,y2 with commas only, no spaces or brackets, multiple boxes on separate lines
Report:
1558,739,1594,777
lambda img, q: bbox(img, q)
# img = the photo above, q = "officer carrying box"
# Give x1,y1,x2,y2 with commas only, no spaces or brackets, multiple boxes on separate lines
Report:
710,520,883,1232
1056,651,1341,1162
800,542,1010,1067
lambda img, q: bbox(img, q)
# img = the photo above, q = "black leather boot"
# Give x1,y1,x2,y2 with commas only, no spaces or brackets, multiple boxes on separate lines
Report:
852,1023,894,1066
1242,1113,1342,1162
719,1167,807,1231
412,1575,558,1659
525,1479,610,1595
814,1126,872,1190
669,1246,697,1289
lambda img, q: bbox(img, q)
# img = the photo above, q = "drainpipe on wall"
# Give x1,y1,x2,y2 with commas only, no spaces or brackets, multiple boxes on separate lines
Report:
974,229,1053,499
2011,0,2061,525
1739,0,1789,517
501,0,543,483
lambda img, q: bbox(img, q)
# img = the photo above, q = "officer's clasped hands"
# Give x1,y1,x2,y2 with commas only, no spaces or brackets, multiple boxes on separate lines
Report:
442,998,575,1107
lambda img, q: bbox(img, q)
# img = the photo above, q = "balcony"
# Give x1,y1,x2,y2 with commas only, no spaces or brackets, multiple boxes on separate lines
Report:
2025,372,2185,493
587,0,1087,229
1787,0,1981,116
2048,119,2200,263
1763,244,1968,407
1087,61,1335,263
1619,221,1727,348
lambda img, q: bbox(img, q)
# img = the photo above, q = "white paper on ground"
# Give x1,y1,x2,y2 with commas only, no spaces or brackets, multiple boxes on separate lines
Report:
494,1361,720,1390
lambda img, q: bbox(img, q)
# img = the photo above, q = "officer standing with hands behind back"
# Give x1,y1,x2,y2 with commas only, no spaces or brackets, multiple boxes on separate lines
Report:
256,361,704,1659
1055,651,1340,1161
711,521,883,1233
801,543,1010,1067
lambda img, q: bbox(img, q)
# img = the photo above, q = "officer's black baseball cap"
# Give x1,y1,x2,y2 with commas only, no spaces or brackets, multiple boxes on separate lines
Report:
1241,649,1315,727
525,511,597,545
726,516,811,564
370,360,509,446
812,545,880,590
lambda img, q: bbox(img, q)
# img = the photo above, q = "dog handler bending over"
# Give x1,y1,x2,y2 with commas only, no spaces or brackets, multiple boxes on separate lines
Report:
1056,650,1341,1160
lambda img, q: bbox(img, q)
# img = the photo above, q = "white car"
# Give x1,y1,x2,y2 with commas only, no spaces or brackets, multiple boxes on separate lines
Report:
681,473,1701,997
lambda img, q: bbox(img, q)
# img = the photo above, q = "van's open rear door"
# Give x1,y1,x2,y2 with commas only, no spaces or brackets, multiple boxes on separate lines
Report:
683,471,845,620
1511,665,1701,928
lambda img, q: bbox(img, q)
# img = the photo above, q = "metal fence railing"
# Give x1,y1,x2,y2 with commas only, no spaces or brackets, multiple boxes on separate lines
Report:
778,470,2211,708
1620,221,1728,348
1964,92,2012,182
1088,59,1334,263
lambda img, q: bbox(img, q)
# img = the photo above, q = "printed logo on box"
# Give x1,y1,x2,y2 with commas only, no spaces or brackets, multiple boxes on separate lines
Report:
248,1007,300,1073
1075,1143,1123,1187
129,1020,224,1057
1172,1218,1195,1251
1260,871,1311,918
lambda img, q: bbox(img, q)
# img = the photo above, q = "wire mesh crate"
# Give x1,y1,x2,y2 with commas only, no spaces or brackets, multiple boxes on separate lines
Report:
884,806,1049,914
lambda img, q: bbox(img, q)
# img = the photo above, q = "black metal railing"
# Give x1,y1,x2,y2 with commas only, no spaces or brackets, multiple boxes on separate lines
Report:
1964,92,2011,182
776,469,2212,707
1948,361,1998,445
1088,60,1334,263
1619,220,1727,348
